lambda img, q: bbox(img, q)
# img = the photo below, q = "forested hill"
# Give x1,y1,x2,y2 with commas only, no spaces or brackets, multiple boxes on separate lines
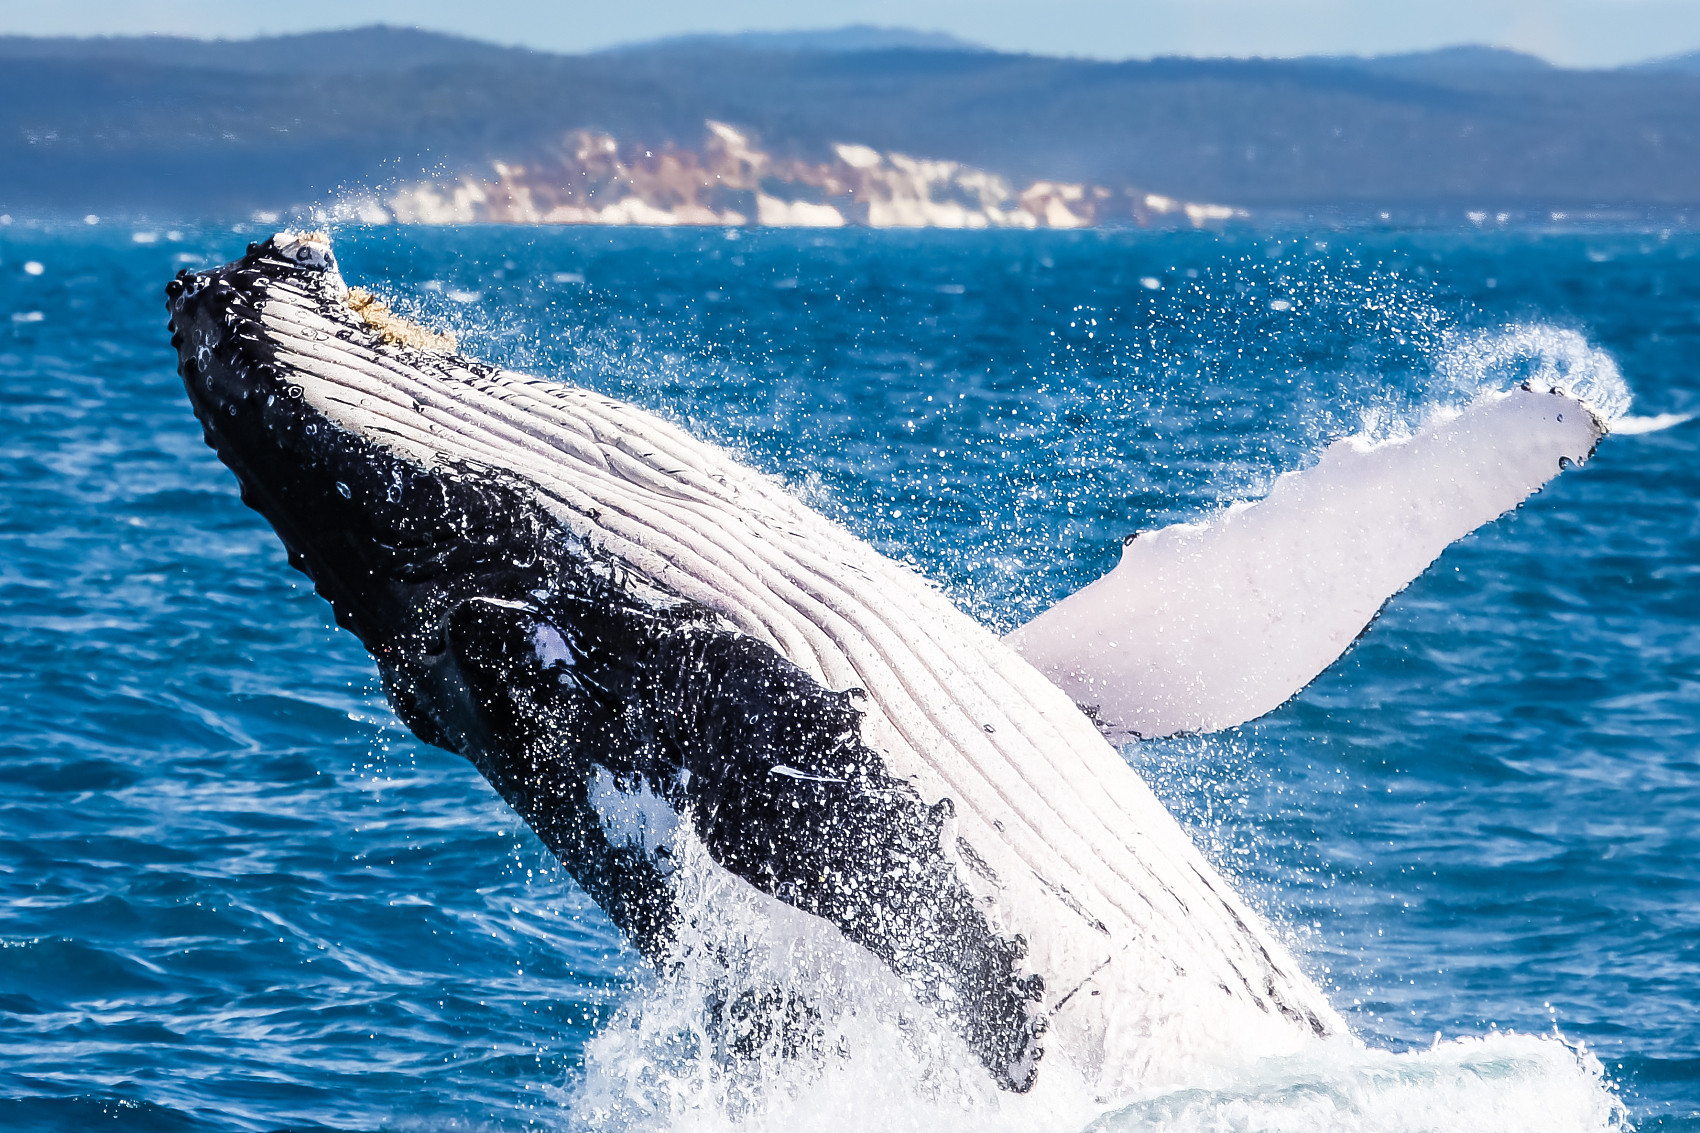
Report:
3,25,1699,219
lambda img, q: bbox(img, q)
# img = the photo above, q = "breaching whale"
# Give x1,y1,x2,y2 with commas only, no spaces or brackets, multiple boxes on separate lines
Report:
165,232,1607,1096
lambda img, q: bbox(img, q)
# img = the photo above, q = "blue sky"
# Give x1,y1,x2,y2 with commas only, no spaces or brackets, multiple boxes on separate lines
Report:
1,0,1698,66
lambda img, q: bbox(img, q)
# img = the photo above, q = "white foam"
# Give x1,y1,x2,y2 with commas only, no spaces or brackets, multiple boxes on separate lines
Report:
1613,412,1692,435
564,838,1623,1131
568,834,1099,1133
1087,1033,1625,1133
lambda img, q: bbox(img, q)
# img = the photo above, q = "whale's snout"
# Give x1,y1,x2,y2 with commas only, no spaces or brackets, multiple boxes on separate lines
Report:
167,231,344,426
163,233,515,667
166,232,344,468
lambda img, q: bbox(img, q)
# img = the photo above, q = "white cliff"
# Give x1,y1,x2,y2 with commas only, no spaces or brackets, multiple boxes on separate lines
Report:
376,122,1244,230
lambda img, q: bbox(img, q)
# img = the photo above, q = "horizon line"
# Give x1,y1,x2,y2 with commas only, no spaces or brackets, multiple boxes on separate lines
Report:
3,21,1695,72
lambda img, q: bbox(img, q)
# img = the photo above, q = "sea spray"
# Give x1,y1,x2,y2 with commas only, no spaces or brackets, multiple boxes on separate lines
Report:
569,833,1099,1133
1432,324,1632,424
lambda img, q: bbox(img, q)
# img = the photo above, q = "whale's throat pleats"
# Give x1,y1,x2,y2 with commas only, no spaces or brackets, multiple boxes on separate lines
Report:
166,232,1346,1095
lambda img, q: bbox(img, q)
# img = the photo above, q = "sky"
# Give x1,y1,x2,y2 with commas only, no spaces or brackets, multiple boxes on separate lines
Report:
2,0,1699,67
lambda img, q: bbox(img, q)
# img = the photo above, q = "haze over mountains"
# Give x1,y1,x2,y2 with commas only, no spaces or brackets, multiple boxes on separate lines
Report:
3,24,1698,223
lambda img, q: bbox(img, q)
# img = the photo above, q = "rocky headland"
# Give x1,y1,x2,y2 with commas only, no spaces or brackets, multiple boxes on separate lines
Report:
376,122,1242,229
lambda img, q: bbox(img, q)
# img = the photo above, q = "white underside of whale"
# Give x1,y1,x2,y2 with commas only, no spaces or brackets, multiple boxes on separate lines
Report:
251,231,1612,1096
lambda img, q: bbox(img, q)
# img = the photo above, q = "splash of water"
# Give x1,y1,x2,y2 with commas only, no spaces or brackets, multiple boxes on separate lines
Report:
567,835,1098,1133
564,835,1624,1133
1432,324,1632,424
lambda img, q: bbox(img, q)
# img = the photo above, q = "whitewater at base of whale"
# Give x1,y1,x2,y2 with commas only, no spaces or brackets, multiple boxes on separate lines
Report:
572,832,1625,1133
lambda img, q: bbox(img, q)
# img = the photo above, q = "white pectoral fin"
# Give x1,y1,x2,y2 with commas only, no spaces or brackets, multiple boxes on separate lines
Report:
1006,387,1608,740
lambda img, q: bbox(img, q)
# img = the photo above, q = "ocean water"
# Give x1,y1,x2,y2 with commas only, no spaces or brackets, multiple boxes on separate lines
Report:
0,221,1696,1131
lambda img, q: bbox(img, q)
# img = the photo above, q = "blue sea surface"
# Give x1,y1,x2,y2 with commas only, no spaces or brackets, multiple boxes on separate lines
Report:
0,222,1696,1130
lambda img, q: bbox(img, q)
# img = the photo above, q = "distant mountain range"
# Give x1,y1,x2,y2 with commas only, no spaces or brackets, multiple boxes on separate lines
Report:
3,25,1698,223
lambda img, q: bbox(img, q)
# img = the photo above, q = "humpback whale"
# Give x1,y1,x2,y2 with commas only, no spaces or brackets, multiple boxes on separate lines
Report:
164,232,1607,1095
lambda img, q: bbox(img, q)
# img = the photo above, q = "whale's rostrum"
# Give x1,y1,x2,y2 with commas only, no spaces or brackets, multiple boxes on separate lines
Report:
166,230,1611,1097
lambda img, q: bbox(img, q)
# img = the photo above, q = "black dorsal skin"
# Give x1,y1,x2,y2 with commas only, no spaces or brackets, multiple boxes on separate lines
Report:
165,236,1046,1090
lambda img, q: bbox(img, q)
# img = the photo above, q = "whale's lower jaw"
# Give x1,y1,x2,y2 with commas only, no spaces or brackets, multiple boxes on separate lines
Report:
165,232,1344,1096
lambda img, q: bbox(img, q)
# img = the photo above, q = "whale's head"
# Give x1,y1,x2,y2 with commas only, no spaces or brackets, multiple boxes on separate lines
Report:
165,232,581,752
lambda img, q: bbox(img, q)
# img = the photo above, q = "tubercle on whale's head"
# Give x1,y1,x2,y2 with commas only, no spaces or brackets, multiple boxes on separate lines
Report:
270,230,343,286
232,229,459,350
162,232,557,742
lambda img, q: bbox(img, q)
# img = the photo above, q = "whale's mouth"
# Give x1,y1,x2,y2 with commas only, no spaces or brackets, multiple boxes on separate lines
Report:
168,239,377,636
